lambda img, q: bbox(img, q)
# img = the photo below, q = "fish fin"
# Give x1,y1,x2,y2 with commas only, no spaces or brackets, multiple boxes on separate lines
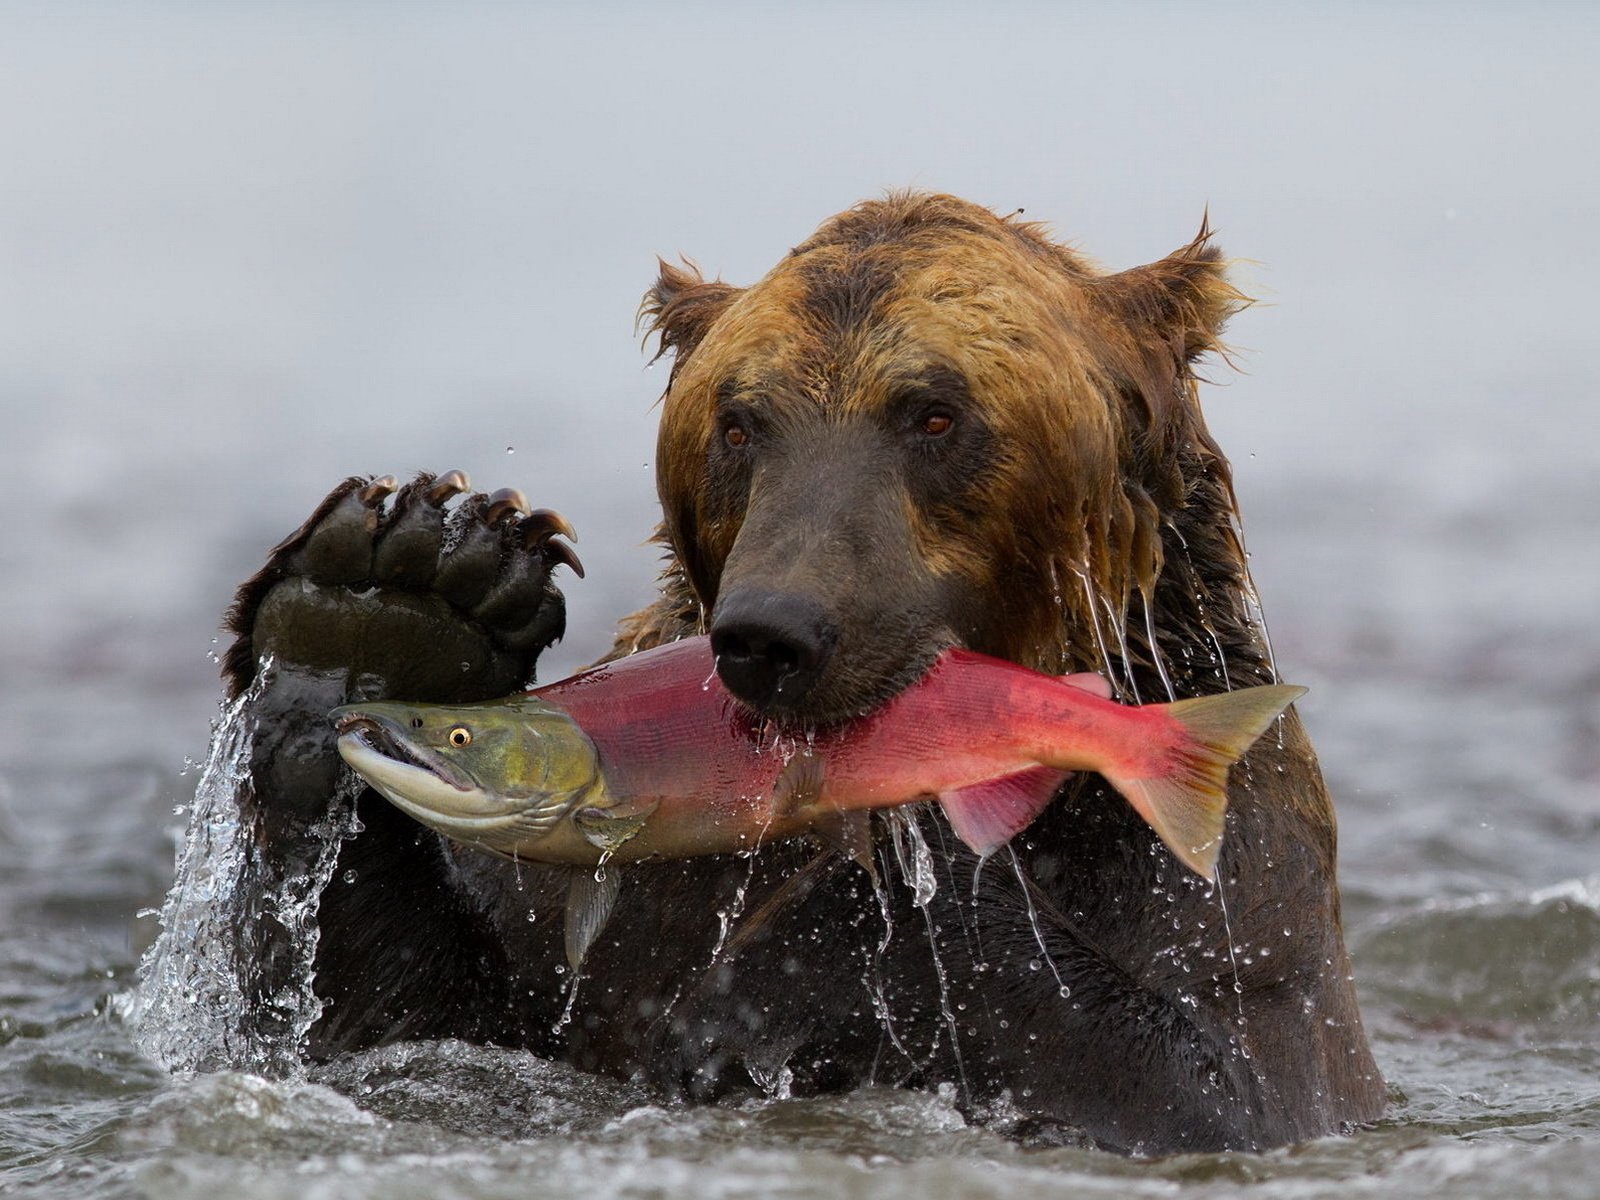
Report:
813,810,878,881
571,801,653,855
937,767,1072,858
771,752,825,817
564,867,621,972
1061,671,1113,699
1105,684,1306,879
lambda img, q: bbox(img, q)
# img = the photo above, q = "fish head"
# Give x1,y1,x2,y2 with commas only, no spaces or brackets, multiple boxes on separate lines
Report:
330,696,603,855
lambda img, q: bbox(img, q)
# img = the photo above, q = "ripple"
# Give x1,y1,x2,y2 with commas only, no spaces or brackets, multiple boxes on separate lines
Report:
1356,876,1600,1034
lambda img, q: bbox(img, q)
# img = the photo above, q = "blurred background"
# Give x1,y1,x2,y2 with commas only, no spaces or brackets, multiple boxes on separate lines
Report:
0,3,1597,1193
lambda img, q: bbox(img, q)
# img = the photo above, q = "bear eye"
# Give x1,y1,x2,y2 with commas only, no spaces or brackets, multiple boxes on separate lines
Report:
921,412,954,437
724,423,750,448
448,726,472,747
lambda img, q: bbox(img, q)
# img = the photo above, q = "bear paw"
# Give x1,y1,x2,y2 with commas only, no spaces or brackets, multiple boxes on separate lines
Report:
221,471,580,832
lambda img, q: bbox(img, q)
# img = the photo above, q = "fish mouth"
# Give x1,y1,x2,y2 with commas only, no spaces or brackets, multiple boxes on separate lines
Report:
333,712,474,794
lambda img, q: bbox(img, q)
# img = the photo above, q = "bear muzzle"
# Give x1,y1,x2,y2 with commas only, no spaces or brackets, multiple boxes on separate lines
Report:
709,587,838,712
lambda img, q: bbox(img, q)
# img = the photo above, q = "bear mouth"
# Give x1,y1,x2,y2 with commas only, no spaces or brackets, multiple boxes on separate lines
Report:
738,636,952,729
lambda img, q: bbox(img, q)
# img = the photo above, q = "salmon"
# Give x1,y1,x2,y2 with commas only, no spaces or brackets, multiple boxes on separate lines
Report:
332,637,1301,967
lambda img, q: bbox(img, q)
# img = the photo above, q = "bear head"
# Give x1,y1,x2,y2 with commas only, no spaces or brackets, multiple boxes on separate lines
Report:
644,192,1247,724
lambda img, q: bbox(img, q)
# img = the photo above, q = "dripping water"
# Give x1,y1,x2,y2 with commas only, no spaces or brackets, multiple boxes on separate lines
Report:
915,890,969,1106
1211,873,1248,1035
886,809,937,908
1140,588,1178,702
1098,589,1142,703
883,810,969,1099
1229,512,1281,684
553,968,584,1034
1006,847,1069,1000
863,854,915,1072
1071,567,1126,695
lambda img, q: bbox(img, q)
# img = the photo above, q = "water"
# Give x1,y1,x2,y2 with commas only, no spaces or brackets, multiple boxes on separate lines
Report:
3,3,1599,1197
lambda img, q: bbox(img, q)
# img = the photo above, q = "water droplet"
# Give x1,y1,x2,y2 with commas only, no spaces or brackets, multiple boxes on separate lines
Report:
342,869,357,884
505,446,516,454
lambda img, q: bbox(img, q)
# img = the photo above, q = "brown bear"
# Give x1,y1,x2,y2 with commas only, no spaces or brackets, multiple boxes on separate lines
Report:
222,192,1385,1153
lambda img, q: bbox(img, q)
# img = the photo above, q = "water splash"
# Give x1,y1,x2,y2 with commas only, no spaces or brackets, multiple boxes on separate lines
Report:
709,854,760,963
120,663,360,1075
745,1056,796,1100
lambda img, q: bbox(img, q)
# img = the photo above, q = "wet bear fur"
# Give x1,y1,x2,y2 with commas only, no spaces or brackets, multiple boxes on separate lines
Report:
223,193,1385,1153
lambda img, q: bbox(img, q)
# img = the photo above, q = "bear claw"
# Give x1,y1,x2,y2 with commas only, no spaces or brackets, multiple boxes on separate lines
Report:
426,469,472,505
540,536,585,579
524,508,578,545
485,487,531,525
358,474,399,505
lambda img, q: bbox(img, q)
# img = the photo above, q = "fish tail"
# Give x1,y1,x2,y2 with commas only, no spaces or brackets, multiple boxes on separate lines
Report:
1103,684,1305,879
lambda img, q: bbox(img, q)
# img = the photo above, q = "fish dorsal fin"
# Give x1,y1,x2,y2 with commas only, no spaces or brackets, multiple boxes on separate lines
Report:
938,767,1071,858
772,751,825,817
565,867,621,972
813,810,878,882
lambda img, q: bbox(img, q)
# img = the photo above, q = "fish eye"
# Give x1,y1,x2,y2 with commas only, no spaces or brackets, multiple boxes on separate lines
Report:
448,726,472,747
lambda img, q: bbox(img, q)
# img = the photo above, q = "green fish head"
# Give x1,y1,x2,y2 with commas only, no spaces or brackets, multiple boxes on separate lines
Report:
330,695,602,854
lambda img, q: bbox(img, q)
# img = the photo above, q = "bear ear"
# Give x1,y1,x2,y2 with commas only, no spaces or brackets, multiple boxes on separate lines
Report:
1099,218,1249,365
640,258,742,368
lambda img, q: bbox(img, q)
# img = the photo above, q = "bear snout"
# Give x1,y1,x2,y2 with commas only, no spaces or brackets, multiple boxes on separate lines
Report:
709,587,838,711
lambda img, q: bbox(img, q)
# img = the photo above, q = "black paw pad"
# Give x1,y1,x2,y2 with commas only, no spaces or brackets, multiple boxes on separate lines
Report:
223,470,580,700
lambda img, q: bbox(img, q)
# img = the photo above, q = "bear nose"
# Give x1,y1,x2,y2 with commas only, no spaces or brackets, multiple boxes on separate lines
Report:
709,589,836,712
